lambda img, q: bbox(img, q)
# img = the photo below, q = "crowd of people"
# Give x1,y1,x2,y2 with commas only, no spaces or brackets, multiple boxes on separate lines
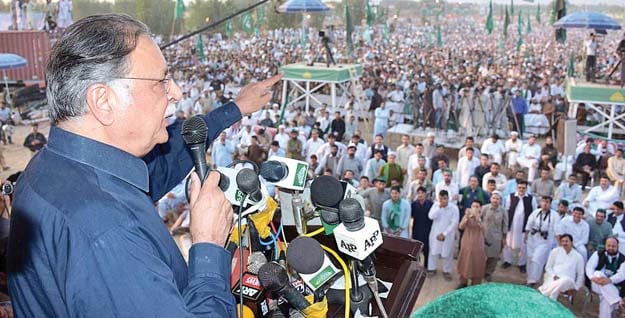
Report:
148,11,625,317
1,5,624,317
8,0,73,31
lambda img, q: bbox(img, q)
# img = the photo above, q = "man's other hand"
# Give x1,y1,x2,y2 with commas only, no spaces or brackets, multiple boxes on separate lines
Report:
235,73,283,114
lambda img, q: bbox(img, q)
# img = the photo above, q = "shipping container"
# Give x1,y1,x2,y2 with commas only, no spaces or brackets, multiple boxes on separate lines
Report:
0,31,51,84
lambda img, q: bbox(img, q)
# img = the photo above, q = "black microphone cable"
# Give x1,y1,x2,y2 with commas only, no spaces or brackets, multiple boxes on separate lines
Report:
237,193,248,318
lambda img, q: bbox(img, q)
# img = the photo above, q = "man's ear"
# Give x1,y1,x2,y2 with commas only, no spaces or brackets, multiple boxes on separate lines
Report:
85,83,115,126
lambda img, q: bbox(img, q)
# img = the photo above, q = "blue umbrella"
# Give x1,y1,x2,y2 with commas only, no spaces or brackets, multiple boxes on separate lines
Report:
554,12,622,30
0,53,28,70
277,0,330,13
0,53,28,105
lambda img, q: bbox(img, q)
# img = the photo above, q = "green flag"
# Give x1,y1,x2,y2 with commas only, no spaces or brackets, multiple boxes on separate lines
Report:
510,0,514,16
242,12,253,34
517,10,523,36
485,0,494,35
503,5,510,39
516,36,522,52
366,1,374,27
345,2,354,56
498,34,504,52
196,34,205,62
384,22,390,43
553,0,566,43
568,52,575,77
300,27,306,48
536,3,541,23
174,0,185,20
526,14,531,34
436,25,442,47
225,20,232,37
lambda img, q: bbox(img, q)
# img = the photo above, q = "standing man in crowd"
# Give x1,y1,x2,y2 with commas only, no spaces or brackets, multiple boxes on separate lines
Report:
481,191,508,281
411,187,434,266
7,14,282,317
585,32,597,82
503,181,536,273
427,190,459,281
381,186,411,238
525,196,562,287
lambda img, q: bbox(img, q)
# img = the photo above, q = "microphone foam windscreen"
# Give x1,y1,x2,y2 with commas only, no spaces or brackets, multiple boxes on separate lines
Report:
310,176,343,208
258,262,289,292
260,161,288,183
247,251,268,275
286,237,324,274
181,116,208,144
320,209,340,225
236,168,261,194
339,198,365,231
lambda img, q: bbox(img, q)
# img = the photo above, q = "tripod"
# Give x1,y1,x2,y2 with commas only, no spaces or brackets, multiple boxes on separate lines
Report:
607,52,625,88
311,36,336,68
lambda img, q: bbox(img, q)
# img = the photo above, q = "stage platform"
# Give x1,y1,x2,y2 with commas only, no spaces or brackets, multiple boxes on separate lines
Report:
280,63,362,83
566,77,625,139
566,77,625,105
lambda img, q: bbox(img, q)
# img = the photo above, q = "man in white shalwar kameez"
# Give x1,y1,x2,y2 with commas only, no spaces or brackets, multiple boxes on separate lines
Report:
456,147,480,188
481,134,506,165
503,181,537,271
586,237,625,318
427,190,460,281
538,234,585,300
505,131,523,169
517,135,541,181
525,196,562,286
557,207,590,263
584,176,621,218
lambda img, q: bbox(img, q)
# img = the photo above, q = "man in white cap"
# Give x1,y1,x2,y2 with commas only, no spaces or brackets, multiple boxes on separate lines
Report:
273,125,289,149
505,131,523,170
423,132,436,159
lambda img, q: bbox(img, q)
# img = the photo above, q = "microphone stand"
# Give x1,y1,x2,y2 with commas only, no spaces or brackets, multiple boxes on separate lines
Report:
349,259,371,316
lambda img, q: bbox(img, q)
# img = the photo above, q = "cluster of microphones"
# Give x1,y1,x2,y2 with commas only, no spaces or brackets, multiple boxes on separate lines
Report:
182,116,389,317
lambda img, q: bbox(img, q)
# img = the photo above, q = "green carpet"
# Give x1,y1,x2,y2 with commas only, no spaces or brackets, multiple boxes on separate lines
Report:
412,283,575,318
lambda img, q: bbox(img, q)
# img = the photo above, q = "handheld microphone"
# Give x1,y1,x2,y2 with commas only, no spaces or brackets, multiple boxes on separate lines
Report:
285,237,342,296
260,157,309,191
237,168,263,202
334,198,383,261
232,252,271,317
258,262,311,311
181,116,209,183
310,175,366,212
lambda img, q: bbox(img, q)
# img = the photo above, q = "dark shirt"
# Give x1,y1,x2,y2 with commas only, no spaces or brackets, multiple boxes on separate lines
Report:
330,118,346,139
411,199,434,242
459,186,490,215
259,118,274,127
474,165,490,185
8,103,242,317
574,152,597,170
23,132,47,152
430,154,450,172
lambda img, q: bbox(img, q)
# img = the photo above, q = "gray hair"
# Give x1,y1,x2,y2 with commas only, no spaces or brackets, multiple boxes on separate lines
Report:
46,14,150,124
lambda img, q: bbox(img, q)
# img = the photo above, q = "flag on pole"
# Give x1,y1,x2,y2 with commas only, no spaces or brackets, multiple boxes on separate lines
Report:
436,25,443,47
516,36,522,52
536,3,541,23
510,0,514,16
384,22,390,43
196,34,205,62
526,14,531,34
366,1,374,27
568,53,575,77
503,5,510,39
553,0,566,43
174,0,185,20
498,34,504,52
345,1,354,56
225,20,232,37
485,0,494,35
517,10,523,36
242,12,253,34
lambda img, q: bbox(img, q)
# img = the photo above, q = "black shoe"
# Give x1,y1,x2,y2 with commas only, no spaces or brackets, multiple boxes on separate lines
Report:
519,265,527,273
501,262,511,269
